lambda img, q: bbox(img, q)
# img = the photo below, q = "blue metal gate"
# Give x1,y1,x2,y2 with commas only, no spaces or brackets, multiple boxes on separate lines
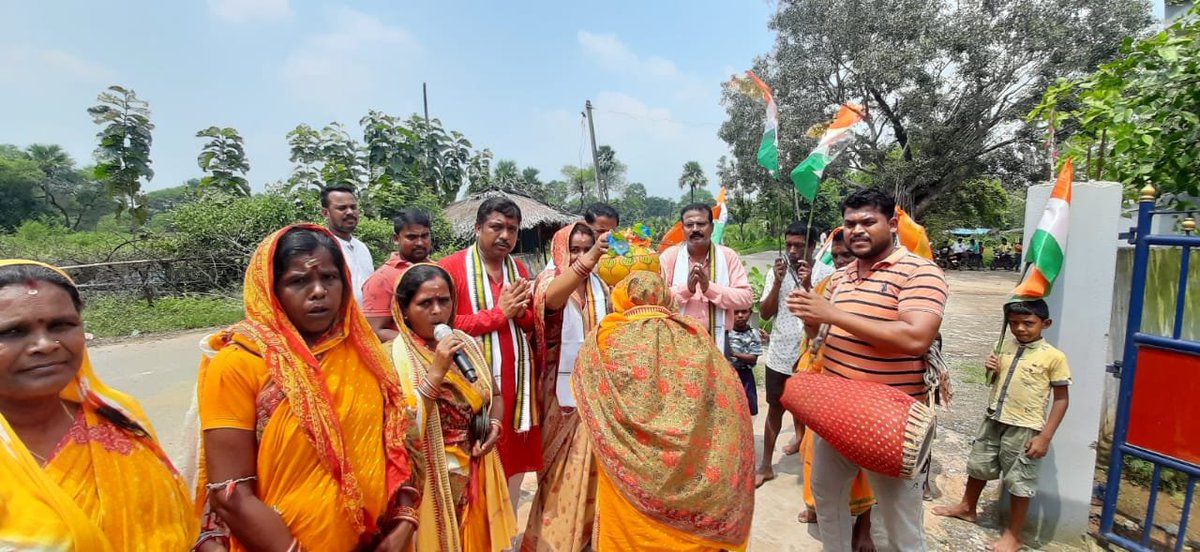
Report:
1100,185,1200,551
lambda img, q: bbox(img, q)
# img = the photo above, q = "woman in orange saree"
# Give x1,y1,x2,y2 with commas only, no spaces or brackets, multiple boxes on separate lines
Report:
194,225,418,551
387,263,517,551
522,222,610,552
573,271,756,551
0,260,196,550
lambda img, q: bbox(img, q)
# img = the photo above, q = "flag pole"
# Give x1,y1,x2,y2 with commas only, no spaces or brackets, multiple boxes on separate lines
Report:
800,194,818,290
774,174,785,259
990,262,1033,383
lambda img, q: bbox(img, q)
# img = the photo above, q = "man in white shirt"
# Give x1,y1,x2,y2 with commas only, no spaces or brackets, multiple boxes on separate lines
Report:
756,221,818,487
321,186,374,304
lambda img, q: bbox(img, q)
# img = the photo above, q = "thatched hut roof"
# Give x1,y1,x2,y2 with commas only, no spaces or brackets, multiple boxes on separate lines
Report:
443,189,578,240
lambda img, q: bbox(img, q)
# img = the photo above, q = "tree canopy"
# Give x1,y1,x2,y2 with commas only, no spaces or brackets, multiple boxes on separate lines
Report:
1032,4,1200,206
196,126,251,196
88,85,155,223
720,0,1154,217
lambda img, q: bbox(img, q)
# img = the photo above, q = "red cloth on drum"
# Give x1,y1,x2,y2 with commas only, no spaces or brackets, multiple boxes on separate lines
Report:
781,371,932,479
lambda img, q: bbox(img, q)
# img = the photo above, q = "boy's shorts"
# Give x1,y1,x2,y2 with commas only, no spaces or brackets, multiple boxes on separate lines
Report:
764,368,790,409
966,418,1042,498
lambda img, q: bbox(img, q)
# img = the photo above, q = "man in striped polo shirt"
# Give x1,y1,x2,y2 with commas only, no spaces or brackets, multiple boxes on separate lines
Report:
788,187,948,551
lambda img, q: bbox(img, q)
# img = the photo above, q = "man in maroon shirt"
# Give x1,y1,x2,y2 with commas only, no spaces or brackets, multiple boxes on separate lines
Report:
438,196,538,511
361,208,433,341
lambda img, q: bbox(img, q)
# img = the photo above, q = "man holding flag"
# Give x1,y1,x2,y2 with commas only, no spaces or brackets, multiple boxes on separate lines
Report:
659,202,753,353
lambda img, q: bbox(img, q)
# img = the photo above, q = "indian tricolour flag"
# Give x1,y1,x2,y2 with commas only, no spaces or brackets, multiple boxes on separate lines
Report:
744,71,779,174
1012,158,1074,299
809,227,840,286
791,104,866,199
712,187,730,245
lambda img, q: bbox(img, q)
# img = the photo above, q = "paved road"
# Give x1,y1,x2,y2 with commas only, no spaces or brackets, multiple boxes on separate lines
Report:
88,267,1067,551
88,331,208,461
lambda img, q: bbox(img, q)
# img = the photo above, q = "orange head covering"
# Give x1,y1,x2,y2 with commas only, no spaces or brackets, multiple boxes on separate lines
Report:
572,271,755,546
0,259,195,551
200,224,410,536
0,260,169,457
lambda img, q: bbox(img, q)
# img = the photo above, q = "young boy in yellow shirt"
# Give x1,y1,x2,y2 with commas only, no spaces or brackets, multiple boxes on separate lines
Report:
933,299,1071,552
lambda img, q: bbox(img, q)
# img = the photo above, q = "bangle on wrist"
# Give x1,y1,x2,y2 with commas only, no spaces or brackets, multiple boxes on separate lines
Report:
418,378,441,399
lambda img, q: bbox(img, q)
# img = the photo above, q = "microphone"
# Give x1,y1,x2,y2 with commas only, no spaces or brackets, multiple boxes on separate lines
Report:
433,324,478,383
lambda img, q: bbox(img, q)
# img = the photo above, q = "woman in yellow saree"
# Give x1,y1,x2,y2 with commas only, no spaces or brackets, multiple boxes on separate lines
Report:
195,225,417,551
573,271,756,551
386,263,517,551
522,222,610,551
0,260,196,550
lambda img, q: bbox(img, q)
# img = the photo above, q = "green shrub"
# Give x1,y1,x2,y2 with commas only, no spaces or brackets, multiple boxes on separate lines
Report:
747,266,774,334
83,293,243,338
0,220,168,266
1123,457,1190,494
165,191,310,257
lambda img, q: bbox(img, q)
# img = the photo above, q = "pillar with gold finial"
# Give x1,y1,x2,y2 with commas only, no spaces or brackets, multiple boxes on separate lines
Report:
1139,182,1156,202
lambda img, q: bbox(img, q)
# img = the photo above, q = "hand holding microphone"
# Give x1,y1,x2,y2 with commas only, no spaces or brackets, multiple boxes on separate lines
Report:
433,324,478,383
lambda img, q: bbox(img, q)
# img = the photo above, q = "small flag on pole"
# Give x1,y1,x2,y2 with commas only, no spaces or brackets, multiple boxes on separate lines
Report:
1012,158,1074,299
791,104,866,199
712,187,729,245
743,71,779,175
809,227,841,285
896,205,933,260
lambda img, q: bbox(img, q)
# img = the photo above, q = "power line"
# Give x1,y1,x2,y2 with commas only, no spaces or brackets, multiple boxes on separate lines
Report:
592,107,722,128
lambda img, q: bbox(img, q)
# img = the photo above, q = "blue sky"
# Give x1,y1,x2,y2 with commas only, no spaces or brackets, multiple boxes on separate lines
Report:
0,0,777,200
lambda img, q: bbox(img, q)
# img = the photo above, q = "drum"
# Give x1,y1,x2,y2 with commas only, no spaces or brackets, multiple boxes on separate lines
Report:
781,372,935,479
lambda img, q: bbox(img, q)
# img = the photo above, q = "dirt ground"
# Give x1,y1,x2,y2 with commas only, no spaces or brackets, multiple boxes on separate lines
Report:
87,262,1095,551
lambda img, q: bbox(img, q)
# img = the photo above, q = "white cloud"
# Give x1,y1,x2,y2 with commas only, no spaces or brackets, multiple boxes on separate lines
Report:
0,46,115,85
280,7,419,105
207,0,291,23
577,31,682,80
577,30,710,104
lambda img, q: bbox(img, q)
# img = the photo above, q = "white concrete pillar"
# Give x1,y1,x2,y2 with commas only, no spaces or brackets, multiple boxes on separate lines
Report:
1014,181,1123,544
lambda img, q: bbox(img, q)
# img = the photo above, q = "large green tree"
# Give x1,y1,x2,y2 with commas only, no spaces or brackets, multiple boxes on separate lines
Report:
196,126,251,196
286,123,324,192
1033,4,1200,205
319,123,367,191
616,182,648,220
561,165,599,212
88,85,155,223
24,145,112,230
596,144,627,200
360,112,491,204
489,159,522,192
720,0,1153,217
0,152,45,231
677,161,708,204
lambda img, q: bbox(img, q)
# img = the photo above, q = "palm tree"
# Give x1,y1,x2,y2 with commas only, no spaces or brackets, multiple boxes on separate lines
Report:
491,159,521,192
677,161,708,203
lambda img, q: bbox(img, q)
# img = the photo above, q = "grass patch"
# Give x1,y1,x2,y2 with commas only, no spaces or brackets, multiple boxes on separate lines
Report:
961,363,989,385
83,294,244,338
1124,457,1190,494
735,243,780,256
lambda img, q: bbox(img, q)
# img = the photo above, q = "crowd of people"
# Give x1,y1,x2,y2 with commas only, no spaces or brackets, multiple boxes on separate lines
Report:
936,237,1022,271
0,185,1071,552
